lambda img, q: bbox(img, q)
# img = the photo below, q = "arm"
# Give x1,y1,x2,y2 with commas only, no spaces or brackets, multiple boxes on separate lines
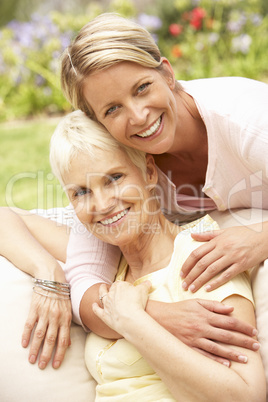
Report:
0,207,72,369
93,282,266,402
67,219,259,361
81,283,258,364
180,220,268,292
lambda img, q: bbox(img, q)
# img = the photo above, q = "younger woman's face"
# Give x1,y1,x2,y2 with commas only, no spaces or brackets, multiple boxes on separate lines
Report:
83,61,178,155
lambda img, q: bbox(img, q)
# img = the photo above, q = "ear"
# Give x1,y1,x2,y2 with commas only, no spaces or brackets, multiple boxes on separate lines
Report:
145,154,158,187
160,57,176,90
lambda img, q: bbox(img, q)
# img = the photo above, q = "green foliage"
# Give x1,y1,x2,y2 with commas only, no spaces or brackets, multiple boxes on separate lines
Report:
0,119,68,210
0,0,267,122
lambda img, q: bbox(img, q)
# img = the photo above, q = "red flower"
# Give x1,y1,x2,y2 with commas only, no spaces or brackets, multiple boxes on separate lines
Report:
169,23,183,37
189,7,206,30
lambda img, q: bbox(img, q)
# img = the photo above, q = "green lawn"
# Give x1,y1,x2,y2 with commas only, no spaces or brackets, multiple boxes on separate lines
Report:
0,117,68,210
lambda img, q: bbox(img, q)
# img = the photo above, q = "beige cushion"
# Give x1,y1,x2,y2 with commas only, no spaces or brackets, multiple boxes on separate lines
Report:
210,208,268,400
0,256,96,401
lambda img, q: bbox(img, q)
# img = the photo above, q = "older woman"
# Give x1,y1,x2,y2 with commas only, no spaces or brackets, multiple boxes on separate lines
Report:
48,110,264,401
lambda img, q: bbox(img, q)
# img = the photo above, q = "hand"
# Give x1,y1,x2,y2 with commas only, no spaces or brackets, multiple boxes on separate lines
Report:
180,224,268,292
150,298,259,366
93,281,151,334
22,291,72,370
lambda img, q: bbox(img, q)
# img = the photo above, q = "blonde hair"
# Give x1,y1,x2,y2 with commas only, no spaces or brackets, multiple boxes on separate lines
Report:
61,13,163,118
50,110,147,187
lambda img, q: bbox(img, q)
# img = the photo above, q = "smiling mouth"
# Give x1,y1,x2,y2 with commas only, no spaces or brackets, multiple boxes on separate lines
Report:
99,208,130,226
135,115,162,138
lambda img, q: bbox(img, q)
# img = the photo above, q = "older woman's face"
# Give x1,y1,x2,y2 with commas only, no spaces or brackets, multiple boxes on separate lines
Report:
63,148,159,247
83,61,178,155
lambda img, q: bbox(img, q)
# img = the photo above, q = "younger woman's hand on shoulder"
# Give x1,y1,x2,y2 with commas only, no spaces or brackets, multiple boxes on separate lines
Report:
180,223,268,292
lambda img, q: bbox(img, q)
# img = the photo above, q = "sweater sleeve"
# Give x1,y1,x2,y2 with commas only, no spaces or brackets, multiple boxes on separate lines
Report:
64,214,121,327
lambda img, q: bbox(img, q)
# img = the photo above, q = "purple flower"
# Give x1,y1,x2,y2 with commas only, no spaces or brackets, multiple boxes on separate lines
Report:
35,74,45,86
231,34,252,54
137,14,162,31
250,14,262,26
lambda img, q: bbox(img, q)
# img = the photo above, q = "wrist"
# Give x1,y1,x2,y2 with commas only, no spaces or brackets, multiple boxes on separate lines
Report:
119,309,149,340
34,260,66,283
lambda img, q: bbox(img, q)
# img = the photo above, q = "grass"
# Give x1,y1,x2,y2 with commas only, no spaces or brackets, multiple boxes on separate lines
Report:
0,117,68,210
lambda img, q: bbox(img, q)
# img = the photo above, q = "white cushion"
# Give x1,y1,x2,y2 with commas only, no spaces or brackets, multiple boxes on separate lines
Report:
0,258,96,401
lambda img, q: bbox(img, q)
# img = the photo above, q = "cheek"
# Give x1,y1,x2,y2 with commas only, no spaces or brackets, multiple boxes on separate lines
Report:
72,199,93,224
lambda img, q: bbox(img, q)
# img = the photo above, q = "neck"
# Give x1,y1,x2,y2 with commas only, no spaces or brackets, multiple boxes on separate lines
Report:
121,214,180,283
171,91,207,157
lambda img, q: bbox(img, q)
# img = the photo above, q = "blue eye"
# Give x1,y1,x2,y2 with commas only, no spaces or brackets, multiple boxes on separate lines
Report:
137,82,150,94
74,188,90,197
110,173,122,182
106,105,119,116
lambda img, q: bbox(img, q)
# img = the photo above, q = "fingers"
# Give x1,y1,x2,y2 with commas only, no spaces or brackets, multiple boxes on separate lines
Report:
23,295,72,370
195,339,249,364
180,242,216,281
210,312,258,339
182,257,233,292
192,347,230,367
196,299,258,344
203,265,238,292
22,313,38,349
197,299,234,314
191,231,221,242
52,324,72,369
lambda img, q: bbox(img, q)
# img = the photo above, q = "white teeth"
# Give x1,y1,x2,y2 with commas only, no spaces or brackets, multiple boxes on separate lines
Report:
136,116,161,138
100,209,128,225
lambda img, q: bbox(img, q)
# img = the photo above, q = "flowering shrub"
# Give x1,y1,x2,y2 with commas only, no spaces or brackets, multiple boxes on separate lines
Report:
0,0,267,121
153,0,268,81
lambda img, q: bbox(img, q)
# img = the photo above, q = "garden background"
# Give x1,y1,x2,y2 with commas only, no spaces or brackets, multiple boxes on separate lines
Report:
0,0,267,210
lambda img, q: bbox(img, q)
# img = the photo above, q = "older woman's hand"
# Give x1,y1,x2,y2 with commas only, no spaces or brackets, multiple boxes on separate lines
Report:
22,291,72,370
180,222,268,292
92,281,151,334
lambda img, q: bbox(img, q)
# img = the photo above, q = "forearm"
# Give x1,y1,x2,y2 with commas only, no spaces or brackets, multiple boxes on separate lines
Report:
0,207,67,281
121,308,264,402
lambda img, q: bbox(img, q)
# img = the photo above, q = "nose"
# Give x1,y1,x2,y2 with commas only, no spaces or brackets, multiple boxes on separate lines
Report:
128,100,149,126
92,188,116,215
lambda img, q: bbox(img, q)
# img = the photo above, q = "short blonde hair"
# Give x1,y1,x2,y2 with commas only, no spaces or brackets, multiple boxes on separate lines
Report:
50,110,147,187
61,13,162,118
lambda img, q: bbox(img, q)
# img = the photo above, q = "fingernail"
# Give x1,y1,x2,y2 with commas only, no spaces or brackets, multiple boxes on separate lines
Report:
222,361,230,367
189,284,195,292
182,281,188,290
22,339,27,348
238,355,248,363
252,329,258,336
180,271,185,278
204,285,211,292
53,360,61,369
38,361,47,370
253,342,260,350
29,355,36,364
